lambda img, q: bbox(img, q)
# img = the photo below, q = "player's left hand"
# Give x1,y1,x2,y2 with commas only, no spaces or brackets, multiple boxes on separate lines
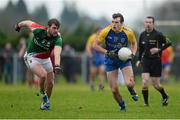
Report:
15,23,21,32
128,53,135,59
53,65,62,74
150,48,160,55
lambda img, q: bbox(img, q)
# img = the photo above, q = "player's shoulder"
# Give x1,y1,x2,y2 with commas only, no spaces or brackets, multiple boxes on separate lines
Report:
101,25,112,33
56,33,63,40
32,26,47,33
32,28,47,36
122,26,134,32
91,33,97,38
122,26,135,37
31,22,47,29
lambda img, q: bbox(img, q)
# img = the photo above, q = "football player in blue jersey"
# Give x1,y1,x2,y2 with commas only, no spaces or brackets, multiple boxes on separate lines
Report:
93,13,138,111
86,28,105,91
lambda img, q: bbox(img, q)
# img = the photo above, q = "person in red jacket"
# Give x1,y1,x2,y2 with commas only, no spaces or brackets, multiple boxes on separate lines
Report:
161,46,174,83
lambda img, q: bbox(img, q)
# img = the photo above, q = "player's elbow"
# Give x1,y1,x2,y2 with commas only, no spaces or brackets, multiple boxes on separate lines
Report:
19,20,33,28
92,42,98,50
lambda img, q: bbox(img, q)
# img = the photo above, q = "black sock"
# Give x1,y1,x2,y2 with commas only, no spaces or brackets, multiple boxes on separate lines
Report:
157,87,168,99
142,89,148,105
127,87,136,95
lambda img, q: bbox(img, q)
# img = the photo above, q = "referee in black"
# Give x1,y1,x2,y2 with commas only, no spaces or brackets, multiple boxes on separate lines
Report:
136,16,171,106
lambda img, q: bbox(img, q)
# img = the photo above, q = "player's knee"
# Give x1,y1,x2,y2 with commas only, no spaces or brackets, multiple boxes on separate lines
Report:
39,72,47,80
153,84,160,89
142,75,149,82
126,80,135,87
126,82,133,87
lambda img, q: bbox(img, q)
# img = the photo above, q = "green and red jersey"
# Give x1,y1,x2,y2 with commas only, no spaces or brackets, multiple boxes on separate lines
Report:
27,22,62,59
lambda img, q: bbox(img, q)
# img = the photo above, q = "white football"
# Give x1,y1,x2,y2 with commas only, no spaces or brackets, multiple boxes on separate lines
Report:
118,47,132,61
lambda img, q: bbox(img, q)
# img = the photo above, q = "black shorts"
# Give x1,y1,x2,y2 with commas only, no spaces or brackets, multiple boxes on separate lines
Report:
141,57,162,77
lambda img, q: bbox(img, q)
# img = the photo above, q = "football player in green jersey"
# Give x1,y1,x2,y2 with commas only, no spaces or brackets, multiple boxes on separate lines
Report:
15,19,62,110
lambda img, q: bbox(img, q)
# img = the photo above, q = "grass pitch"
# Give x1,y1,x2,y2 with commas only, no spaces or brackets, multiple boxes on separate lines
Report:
0,80,180,119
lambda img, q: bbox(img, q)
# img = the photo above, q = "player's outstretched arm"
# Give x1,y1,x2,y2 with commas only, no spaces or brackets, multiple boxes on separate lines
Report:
130,39,137,56
15,20,34,32
53,46,62,74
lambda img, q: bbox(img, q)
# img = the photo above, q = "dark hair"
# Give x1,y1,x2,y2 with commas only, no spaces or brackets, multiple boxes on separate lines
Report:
112,13,124,23
146,16,155,23
48,18,60,28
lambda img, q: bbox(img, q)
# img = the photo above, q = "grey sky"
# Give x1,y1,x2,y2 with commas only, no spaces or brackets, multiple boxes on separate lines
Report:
0,0,169,26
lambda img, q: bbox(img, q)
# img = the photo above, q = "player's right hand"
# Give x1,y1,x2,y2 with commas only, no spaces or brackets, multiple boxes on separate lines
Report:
136,60,141,67
53,65,62,74
15,23,21,32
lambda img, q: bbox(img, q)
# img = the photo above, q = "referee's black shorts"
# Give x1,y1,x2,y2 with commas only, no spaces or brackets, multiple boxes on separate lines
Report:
141,57,162,77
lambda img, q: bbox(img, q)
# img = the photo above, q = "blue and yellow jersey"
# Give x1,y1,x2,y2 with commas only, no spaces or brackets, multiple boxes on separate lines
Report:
97,25,136,70
98,25,136,52
86,33,104,67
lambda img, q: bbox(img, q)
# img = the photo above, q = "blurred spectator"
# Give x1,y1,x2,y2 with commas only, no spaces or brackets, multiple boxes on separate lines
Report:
61,44,77,83
0,48,4,80
161,46,174,83
17,37,27,83
2,42,14,84
174,43,180,81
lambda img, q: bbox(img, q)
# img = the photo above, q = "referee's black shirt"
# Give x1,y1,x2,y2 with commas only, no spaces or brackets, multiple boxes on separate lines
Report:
138,29,171,61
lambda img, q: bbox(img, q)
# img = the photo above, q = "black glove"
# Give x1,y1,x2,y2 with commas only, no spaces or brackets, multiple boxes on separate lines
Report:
15,23,21,32
106,50,118,58
129,53,135,59
53,65,62,74
128,53,137,61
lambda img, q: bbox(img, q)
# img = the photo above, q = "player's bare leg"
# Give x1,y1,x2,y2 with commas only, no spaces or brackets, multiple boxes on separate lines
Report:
98,65,105,91
30,64,50,110
122,66,138,101
45,71,54,98
107,70,126,111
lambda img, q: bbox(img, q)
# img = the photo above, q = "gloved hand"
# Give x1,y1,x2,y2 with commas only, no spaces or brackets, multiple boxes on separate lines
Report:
53,65,62,74
106,50,118,58
15,23,21,32
129,53,135,59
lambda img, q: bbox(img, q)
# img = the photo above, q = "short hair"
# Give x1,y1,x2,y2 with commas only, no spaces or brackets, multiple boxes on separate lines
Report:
112,13,124,23
48,18,60,28
146,16,155,23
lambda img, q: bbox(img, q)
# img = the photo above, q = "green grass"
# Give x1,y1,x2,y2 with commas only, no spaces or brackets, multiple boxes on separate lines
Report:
0,80,180,119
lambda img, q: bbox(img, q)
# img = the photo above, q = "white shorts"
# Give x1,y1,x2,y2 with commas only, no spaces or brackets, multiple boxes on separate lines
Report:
24,53,53,73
